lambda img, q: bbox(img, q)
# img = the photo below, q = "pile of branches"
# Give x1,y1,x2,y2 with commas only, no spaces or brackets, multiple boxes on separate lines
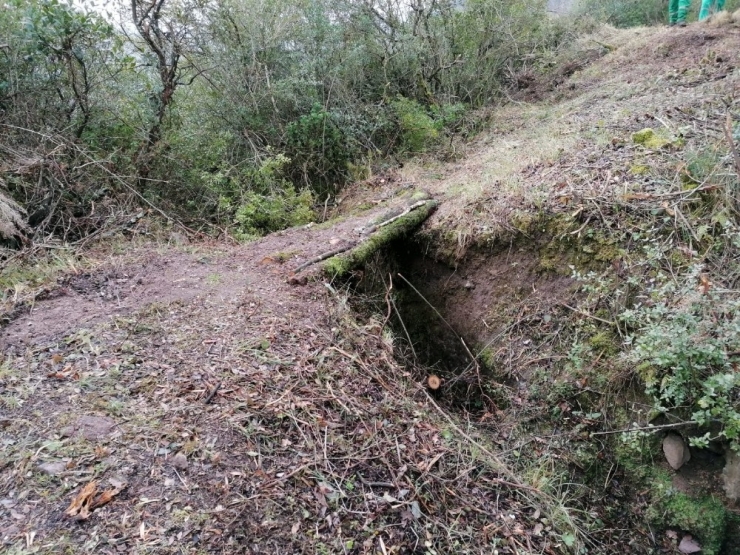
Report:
0,129,151,258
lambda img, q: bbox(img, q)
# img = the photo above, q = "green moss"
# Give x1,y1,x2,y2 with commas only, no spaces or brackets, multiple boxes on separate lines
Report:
479,347,496,372
613,431,660,480
631,128,681,150
588,330,619,356
530,213,623,274
268,250,298,263
648,484,728,555
629,164,650,175
409,189,432,202
510,211,537,232
323,200,438,277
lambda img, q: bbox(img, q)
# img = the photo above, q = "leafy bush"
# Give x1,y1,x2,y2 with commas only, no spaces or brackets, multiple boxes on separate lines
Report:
208,153,315,239
577,0,667,27
234,187,314,239
284,105,351,197
392,96,440,153
621,263,740,449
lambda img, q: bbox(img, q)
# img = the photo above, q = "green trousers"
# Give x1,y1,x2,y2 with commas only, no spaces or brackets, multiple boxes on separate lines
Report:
669,0,691,23
699,0,726,19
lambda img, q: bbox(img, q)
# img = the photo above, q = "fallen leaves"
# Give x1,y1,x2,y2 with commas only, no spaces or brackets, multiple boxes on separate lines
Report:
64,480,125,520
46,364,79,381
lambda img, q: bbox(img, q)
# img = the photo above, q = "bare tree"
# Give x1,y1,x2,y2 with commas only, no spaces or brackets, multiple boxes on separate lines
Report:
130,0,191,181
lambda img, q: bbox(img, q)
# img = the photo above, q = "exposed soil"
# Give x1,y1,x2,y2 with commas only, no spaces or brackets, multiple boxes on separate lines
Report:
3,20,740,555
2,191,419,350
0,190,554,554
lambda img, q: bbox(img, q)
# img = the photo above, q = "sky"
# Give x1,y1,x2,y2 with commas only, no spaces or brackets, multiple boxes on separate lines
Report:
71,0,125,24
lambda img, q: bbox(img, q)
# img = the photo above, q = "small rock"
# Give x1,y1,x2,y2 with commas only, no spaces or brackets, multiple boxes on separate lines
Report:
169,232,189,245
38,461,66,476
723,449,740,500
464,281,475,290
171,453,188,470
76,415,116,440
678,535,702,554
60,415,116,440
663,433,690,470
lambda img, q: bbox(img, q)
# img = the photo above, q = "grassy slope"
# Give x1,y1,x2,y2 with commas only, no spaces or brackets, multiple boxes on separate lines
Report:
375,18,740,555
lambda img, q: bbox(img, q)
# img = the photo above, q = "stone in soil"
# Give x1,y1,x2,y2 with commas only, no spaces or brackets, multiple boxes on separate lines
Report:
723,449,740,500
663,433,690,470
60,415,116,441
38,461,67,476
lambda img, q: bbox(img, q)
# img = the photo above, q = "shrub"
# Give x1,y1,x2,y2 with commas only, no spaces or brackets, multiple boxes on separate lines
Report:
577,0,667,28
392,96,439,154
621,263,740,450
233,187,314,239
207,153,315,239
284,105,351,197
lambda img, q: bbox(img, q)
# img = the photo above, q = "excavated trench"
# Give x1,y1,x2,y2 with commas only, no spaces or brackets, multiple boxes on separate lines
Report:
345,231,577,411
348,230,740,555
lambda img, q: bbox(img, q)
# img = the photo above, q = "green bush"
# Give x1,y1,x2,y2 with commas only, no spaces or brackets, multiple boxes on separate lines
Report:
392,96,439,153
210,153,315,239
233,187,314,239
621,263,740,449
284,105,351,197
201,154,314,240
577,0,667,27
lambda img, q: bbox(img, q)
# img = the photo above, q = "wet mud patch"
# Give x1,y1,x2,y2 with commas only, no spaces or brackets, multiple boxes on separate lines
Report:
61,271,135,302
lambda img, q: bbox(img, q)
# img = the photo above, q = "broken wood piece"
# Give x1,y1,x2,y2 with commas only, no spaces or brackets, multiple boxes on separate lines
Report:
64,480,123,520
204,380,222,404
65,480,98,520
427,374,441,390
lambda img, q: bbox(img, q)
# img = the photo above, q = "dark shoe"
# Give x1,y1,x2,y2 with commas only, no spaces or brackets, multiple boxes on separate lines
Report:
677,21,687,26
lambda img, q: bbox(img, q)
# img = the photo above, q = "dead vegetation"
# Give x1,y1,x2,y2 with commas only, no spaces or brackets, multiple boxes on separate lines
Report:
2,20,740,555
0,251,563,553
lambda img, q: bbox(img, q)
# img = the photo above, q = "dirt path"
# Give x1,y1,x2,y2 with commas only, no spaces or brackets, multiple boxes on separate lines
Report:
2,190,425,351
0,190,544,554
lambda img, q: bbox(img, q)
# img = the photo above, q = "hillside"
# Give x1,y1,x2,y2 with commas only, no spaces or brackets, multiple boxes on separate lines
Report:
2,18,740,555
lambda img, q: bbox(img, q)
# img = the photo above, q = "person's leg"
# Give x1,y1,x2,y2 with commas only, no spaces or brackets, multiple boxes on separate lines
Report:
669,0,679,23
677,0,691,23
715,0,726,12
699,0,711,19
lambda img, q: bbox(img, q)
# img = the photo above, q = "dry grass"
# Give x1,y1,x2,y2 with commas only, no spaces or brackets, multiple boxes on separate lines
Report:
0,194,584,554
389,23,740,256
0,275,560,554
